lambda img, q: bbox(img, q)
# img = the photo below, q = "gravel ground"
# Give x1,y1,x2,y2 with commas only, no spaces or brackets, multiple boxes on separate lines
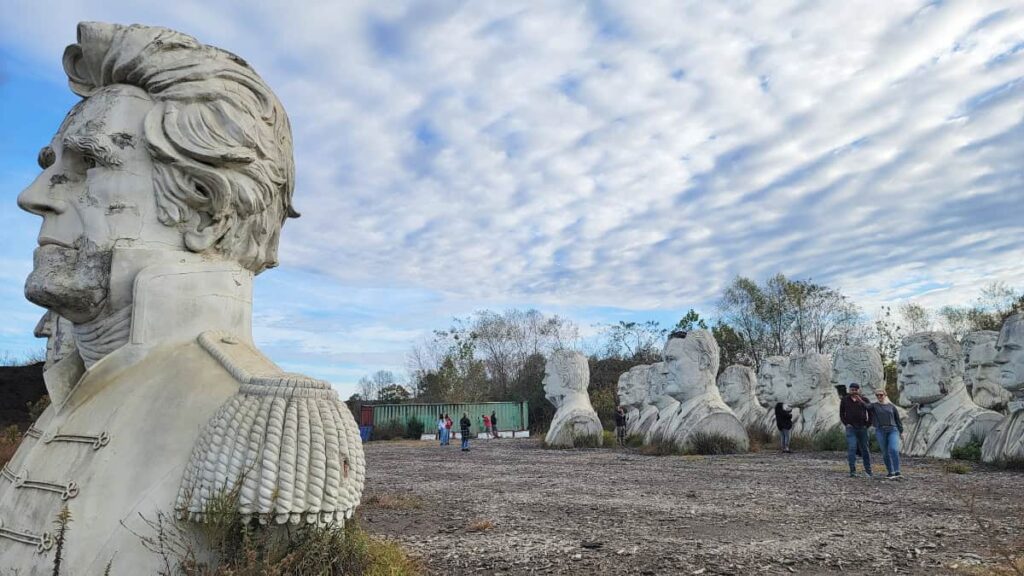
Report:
359,438,1023,576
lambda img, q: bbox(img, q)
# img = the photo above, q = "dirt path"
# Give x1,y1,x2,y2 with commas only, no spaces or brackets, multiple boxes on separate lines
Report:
359,438,1023,575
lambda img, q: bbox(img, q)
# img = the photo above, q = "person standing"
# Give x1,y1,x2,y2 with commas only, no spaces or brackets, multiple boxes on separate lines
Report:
614,406,628,446
868,390,903,479
774,402,794,453
445,414,453,443
460,412,472,451
482,413,492,438
437,413,447,446
491,410,500,439
840,383,873,477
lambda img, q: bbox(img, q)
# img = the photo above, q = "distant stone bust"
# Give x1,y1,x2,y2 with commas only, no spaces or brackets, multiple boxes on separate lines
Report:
962,331,1011,412
633,363,663,438
756,355,802,435
544,350,603,447
982,314,1024,462
717,365,769,431
617,365,647,434
899,332,1001,458
2,23,363,572
786,353,841,435
832,346,884,397
656,331,748,451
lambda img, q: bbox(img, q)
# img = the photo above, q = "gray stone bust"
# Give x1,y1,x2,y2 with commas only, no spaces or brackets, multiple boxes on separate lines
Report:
982,314,1024,462
2,23,363,572
962,330,1011,412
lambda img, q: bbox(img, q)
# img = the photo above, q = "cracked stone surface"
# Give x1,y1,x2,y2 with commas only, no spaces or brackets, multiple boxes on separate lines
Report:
360,439,1023,575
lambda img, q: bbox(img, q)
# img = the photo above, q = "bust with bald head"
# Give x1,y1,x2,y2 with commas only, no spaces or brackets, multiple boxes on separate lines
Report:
899,332,1002,458
982,314,1024,462
1,23,363,571
544,350,603,447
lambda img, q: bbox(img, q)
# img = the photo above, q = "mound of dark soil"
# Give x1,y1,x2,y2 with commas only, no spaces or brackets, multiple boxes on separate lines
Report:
0,363,46,429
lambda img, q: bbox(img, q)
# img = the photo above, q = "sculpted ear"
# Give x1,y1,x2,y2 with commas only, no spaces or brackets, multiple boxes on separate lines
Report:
184,211,232,252
699,352,712,371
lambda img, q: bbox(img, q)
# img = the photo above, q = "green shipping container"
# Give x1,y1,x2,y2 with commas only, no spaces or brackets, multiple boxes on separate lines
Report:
371,401,529,434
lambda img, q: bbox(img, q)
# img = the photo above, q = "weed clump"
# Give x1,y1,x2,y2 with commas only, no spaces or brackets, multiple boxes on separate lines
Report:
403,417,425,440
467,519,495,532
944,462,972,475
745,424,774,453
684,432,743,455
372,419,406,441
0,425,23,468
951,437,984,462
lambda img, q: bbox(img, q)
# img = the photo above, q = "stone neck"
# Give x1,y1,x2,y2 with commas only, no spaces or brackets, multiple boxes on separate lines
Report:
73,305,132,368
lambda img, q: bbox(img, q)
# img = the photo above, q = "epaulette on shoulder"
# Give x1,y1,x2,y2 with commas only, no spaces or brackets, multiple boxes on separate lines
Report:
176,331,365,526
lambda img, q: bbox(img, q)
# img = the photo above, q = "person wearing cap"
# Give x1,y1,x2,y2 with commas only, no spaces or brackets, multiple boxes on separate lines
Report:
839,383,873,477
867,389,904,479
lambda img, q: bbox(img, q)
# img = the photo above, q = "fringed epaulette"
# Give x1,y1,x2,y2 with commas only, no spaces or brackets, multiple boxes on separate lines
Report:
175,331,365,526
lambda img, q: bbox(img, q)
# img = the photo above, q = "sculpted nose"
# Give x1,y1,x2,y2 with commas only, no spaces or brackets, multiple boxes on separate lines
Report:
17,175,67,216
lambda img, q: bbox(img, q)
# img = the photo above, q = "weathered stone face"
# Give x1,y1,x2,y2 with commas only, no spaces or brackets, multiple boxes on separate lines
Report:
544,349,589,409
899,332,962,405
787,353,832,407
756,356,789,407
963,330,1010,410
661,330,718,403
995,315,1024,394
832,346,884,397
718,365,756,406
617,365,647,409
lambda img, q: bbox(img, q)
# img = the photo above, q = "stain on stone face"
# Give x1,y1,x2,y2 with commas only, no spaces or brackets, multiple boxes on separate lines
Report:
49,174,70,187
110,132,135,149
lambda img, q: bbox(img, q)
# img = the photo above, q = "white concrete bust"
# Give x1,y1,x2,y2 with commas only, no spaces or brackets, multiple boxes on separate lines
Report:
2,23,364,572
962,331,1012,412
786,353,841,436
633,363,663,439
717,365,768,430
617,365,647,434
756,355,801,435
832,346,884,397
898,332,1002,458
656,331,748,451
982,314,1024,462
544,350,603,447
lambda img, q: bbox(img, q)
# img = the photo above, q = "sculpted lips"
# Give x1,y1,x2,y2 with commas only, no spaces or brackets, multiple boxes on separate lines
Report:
38,236,74,249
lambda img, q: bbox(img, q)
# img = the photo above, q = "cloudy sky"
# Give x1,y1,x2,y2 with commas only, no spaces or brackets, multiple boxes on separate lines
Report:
1,0,1022,396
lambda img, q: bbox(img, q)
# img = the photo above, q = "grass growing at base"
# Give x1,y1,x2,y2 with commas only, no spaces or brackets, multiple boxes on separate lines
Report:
637,436,685,456
951,436,985,462
683,432,743,455
745,424,774,453
943,461,972,475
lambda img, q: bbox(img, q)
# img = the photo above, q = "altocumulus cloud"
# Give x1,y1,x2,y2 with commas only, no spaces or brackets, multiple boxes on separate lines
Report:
1,0,1022,394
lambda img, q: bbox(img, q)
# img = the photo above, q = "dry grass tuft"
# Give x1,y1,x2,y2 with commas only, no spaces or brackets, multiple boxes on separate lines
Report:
0,425,23,469
467,519,495,532
944,461,972,475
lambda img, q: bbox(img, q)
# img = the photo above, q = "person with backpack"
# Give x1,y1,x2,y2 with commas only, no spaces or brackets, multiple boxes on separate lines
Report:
460,412,472,451
774,402,794,453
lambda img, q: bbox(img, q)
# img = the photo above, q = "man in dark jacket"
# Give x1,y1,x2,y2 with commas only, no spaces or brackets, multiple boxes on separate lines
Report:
460,413,472,451
840,383,873,477
614,406,628,446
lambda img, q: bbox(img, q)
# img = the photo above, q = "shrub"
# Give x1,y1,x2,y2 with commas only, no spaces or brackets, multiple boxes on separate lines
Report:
624,434,645,447
788,434,814,451
372,419,405,441
572,433,603,448
0,425,22,469
684,432,743,455
943,461,971,475
745,424,774,453
638,436,685,456
990,457,1024,472
28,395,50,422
403,417,425,440
811,426,847,452
951,437,984,462
602,430,617,446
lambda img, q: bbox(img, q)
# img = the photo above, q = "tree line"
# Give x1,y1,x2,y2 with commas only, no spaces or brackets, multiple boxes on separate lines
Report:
349,276,1023,431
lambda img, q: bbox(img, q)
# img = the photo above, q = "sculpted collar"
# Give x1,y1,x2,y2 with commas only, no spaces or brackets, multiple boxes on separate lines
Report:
915,385,972,420
43,258,254,412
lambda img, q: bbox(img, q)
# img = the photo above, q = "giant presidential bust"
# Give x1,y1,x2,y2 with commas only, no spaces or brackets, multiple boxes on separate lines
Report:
898,332,1001,458
543,350,603,448
981,314,1024,462
656,331,748,451
2,23,364,571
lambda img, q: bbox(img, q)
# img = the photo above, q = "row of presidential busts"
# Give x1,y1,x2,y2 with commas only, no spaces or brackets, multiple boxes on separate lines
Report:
612,314,1024,462
546,331,751,451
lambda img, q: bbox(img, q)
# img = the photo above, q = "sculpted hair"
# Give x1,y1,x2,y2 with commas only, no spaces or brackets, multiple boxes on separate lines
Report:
550,350,589,392
62,22,296,273
961,331,997,366
904,332,963,375
669,329,719,375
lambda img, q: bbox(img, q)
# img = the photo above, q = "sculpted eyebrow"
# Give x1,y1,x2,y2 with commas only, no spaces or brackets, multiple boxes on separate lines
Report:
62,133,124,168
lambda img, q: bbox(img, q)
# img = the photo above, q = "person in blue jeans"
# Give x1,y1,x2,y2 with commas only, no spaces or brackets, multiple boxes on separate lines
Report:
438,413,447,446
839,383,873,477
868,390,904,479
